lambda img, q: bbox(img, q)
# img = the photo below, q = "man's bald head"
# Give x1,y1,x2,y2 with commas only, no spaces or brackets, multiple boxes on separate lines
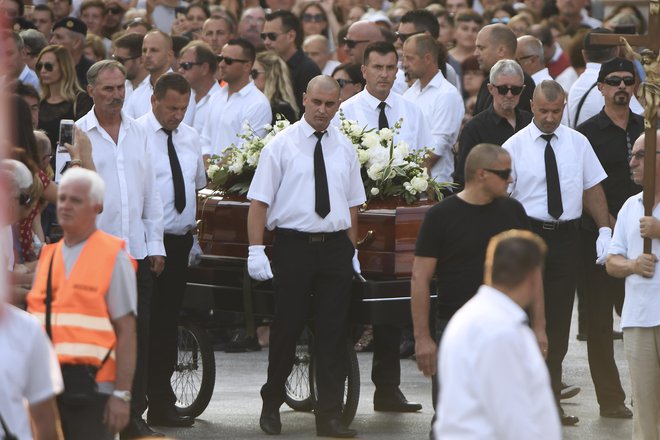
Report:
346,20,384,64
307,74,340,96
465,143,509,182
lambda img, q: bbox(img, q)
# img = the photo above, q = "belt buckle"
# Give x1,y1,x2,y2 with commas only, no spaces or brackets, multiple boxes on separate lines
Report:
309,234,325,244
542,220,559,231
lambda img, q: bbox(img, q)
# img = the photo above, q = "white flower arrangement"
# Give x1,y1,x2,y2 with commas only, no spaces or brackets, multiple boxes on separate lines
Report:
338,110,449,204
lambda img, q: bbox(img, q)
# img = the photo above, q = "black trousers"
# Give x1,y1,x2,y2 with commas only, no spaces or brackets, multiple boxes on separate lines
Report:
371,324,401,389
532,225,580,401
579,229,627,408
58,393,113,440
131,259,154,417
261,231,354,422
147,232,193,412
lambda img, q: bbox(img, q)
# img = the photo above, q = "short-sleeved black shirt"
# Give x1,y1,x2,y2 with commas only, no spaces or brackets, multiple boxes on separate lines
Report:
415,195,530,319
287,49,322,118
577,109,643,224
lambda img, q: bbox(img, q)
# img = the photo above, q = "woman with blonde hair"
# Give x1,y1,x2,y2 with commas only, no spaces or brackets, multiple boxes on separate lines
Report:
252,51,300,123
36,44,93,162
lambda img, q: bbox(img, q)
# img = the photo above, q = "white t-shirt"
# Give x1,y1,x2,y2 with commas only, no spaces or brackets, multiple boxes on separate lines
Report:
0,305,63,440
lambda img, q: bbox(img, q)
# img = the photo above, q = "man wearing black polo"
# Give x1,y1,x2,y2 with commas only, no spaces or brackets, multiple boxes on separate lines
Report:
576,57,641,420
247,75,365,438
503,80,611,426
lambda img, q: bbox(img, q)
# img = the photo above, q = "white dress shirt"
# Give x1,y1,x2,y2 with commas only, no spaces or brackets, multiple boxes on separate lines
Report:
336,89,434,154
123,69,174,119
404,71,464,183
136,112,207,235
322,60,341,76
247,117,366,233
124,79,134,102
189,81,223,135
435,285,561,440
567,62,643,128
609,193,660,329
503,121,606,221
200,81,272,156
531,67,553,85
76,108,165,259
19,64,40,93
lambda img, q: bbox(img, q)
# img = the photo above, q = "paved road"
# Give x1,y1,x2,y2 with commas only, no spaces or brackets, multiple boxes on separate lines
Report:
160,304,633,439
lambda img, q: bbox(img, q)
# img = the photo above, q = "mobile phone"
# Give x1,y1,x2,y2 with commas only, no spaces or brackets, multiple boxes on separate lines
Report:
59,119,75,151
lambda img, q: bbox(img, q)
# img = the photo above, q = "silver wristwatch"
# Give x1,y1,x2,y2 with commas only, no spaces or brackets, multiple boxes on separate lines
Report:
112,390,132,403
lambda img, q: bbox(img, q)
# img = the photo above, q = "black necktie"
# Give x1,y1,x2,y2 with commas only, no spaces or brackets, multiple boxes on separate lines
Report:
163,128,186,214
378,101,389,130
541,134,563,219
313,131,330,218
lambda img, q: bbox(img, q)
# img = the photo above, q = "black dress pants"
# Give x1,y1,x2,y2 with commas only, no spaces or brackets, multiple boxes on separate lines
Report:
148,232,193,412
580,229,626,408
58,393,113,440
532,225,579,401
261,231,354,422
371,324,401,389
131,258,154,417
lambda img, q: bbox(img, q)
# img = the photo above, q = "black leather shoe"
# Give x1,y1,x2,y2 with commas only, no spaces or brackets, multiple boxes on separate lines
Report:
559,407,579,426
560,382,580,400
120,417,165,439
374,387,422,412
316,419,357,438
600,403,633,419
147,407,195,427
259,406,281,435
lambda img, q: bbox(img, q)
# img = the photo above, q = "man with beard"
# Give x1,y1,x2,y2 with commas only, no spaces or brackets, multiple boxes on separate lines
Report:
575,58,641,419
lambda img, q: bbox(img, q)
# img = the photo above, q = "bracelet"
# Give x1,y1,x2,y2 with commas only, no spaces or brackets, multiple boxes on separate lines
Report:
69,159,83,168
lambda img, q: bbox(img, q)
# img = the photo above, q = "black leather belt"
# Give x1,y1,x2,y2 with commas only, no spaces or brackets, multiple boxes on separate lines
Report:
529,218,580,231
275,228,346,243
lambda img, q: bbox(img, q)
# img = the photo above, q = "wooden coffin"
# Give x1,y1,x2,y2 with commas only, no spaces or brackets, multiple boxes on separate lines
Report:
196,193,434,278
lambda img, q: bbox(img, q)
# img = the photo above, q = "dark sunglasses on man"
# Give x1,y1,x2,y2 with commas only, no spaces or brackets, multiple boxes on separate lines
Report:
483,168,512,180
179,61,203,70
343,37,370,49
260,32,283,41
112,54,139,65
395,31,424,42
336,78,355,88
492,84,524,96
603,75,635,87
217,55,249,65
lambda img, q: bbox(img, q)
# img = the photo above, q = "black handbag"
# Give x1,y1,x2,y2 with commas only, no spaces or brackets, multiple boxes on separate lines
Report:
44,254,112,405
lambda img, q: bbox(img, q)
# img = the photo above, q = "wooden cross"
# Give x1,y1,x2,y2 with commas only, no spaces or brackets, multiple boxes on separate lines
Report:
590,0,660,253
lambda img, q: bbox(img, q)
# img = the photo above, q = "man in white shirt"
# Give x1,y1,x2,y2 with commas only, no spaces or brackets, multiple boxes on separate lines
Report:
112,32,147,102
1,30,40,92
503,79,611,426
136,72,206,429
516,35,553,85
607,132,660,440
529,24,578,92
200,38,271,159
202,15,235,55
123,30,173,120
248,76,364,438
338,41,426,413
304,35,340,76
567,28,644,128
77,59,166,439
435,229,561,440
178,41,222,135
402,34,463,184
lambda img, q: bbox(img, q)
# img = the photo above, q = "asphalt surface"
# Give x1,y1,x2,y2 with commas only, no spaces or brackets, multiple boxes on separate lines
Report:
158,302,633,439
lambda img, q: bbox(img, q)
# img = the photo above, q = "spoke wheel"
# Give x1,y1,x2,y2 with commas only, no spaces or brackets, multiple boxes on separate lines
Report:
284,326,314,411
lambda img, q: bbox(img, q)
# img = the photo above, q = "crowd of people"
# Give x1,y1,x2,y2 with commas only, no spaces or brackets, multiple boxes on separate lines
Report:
1,0,660,438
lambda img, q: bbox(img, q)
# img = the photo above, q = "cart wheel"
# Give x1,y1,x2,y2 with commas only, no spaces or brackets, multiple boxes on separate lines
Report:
172,321,216,418
310,339,360,425
284,326,314,411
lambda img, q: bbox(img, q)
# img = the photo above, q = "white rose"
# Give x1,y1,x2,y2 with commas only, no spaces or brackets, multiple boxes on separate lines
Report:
357,149,370,165
207,164,220,179
395,141,409,158
391,149,406,167
404,181,417,195
247,152,260,167
370,187,380,196
362,132,381,149
228,159,243,174
367,163,385,180
350,123,363,137
379,128,393,142
411,175,429,192
366,146,389,168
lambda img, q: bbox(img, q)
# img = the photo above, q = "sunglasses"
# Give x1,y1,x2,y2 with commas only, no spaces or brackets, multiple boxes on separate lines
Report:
343,37,370,49
260,32,283,41
217,55,249,65
396,30,424,42
179,61,203,70
36,62,54,72
112,54,139,64
336,78,355,88
108,6,122,14
629,150,660,161
302,13,325,22
492,84,524,96
483,168,512,180
603,75,635,87
250,69,265,79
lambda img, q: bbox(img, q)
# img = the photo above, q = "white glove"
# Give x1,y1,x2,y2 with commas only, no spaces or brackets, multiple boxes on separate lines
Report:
595,227,612,265
352,249,361,274
248,245,273,281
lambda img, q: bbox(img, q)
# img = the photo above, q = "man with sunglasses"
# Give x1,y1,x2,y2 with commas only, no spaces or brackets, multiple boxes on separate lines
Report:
574,58,642,420
503,80,611,426
199,38,270,160
262,10,320,116
455,59,532,189
113,32,147,101
102,0,125,39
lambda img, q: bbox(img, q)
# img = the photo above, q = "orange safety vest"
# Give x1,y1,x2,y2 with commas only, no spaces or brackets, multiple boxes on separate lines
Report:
27,229,137,383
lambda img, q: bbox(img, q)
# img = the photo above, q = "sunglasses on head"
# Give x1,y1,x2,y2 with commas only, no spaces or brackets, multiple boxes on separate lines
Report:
396,30,424,42
112,54,139,64
36,62,54,72
603,75,635,87
336,78,355,88
343,37,370,49
260,32,283,41
302,13,325,22
483,168,512,180
217,55,249,65
179,61,203,70
492,84,524,96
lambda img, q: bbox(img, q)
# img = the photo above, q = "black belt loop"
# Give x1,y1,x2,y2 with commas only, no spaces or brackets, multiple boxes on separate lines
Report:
275,228,346,244
529,217,580,231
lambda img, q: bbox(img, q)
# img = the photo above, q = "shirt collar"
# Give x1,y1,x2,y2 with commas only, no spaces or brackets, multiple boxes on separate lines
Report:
145,111,173,134
18,64,31,80
528,119,558,142
362,88,393,111
80,106,133,132
287,49,305,67
415,70,446,91
594,109,644,131
300,116,328,139
477,285,528,325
